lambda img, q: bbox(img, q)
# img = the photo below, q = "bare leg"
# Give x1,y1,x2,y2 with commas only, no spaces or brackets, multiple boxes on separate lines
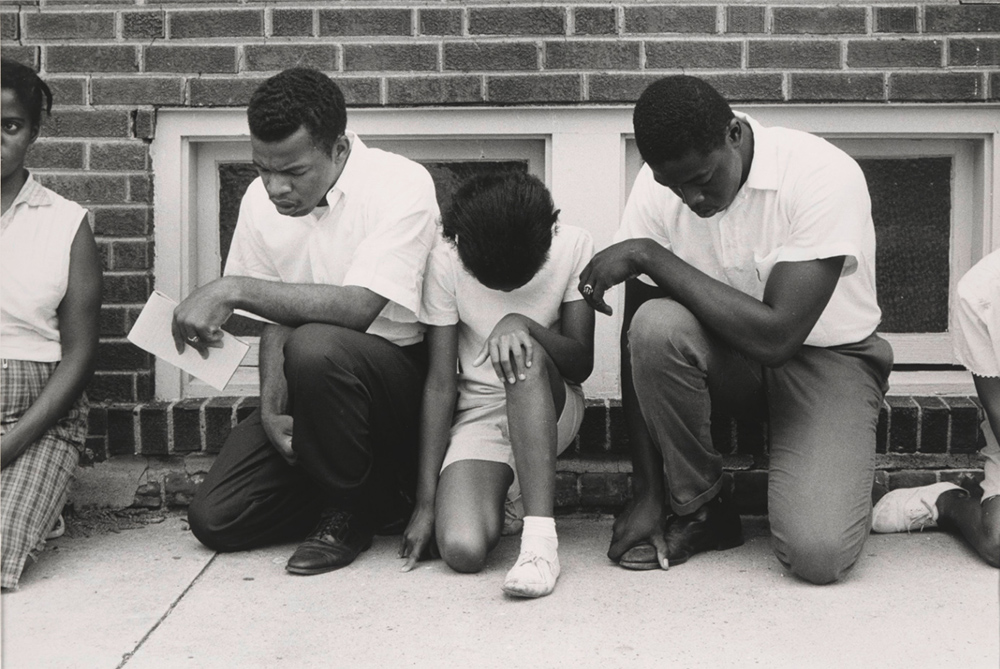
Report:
936,491,1000,568
435,460,512,573
504,342,565,518
609,280,671,566
501,345,569,597
934,374,1000,567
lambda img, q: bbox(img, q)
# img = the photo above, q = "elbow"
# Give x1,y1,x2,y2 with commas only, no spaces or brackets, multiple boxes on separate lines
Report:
566,354,594,385
757,340,803,368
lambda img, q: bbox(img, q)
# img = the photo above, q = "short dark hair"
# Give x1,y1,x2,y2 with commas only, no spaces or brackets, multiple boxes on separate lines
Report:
633,76,735,165
442,171,560,290
247,68,346,155
1,59,53,131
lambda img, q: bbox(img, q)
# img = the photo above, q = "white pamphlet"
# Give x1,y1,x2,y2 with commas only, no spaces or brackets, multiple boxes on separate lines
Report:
127,291,250,391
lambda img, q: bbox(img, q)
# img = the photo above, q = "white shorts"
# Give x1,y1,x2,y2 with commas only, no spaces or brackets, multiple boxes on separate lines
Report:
440,381,585,517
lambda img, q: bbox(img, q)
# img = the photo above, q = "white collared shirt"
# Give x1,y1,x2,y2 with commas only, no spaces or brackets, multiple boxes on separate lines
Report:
421,224,594,407
224,133,440,346
617,113,881,348
1,174,88,361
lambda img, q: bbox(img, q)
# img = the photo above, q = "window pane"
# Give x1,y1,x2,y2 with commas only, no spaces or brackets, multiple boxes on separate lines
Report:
861,157,952,333
422,160,528,213
218,163,259,274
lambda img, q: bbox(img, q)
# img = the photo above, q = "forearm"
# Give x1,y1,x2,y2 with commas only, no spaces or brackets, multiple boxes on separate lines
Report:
415,384,456,506
225,277,386,331
0,352,94,467
258,324,293,417
521,316,593,384
635,241,826,365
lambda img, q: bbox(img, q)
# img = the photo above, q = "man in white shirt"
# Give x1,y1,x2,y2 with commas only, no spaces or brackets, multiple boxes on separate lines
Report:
175,68,439,575
578,76,893,584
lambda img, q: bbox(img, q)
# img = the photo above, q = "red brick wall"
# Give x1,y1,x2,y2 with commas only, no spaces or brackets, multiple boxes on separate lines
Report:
2,0,998,401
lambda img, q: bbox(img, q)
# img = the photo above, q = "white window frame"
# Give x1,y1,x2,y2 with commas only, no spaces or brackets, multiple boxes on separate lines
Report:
828,138,978,366
153,105,1000,399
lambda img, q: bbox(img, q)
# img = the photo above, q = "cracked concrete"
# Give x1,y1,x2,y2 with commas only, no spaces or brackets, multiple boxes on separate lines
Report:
2,514,997,669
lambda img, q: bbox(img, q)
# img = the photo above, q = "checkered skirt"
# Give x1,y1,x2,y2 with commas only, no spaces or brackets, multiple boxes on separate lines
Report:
1,359,86,589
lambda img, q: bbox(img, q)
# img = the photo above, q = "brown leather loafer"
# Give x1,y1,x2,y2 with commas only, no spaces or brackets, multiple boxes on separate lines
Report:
285,509,374,576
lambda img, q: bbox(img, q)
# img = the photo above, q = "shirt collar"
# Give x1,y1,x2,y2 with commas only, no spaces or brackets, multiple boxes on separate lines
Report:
9,173,52,210
735,112,778,192
327,131,367,200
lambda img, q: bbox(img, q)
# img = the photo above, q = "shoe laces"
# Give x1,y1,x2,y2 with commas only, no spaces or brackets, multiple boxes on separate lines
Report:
310,509,352,541
511,550,556,578
904,497,937,532
514,550,545,567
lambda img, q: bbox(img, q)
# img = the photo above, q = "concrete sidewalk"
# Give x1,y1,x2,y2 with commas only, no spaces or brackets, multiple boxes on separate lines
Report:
2,513,997,669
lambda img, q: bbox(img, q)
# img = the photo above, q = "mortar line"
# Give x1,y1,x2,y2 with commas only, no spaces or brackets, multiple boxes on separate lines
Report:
116,552,219,668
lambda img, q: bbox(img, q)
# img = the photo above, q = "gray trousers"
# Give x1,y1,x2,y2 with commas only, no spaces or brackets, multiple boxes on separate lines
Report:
628,298,893,584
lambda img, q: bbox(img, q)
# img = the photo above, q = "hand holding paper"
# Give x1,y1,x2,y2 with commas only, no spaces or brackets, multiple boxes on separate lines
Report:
170,278,236,355
128,291,250,391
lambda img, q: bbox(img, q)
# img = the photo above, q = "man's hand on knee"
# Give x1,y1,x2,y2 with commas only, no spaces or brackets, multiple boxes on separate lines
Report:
262,413,296,465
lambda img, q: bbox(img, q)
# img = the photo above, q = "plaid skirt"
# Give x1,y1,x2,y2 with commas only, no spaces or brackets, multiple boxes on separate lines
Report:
1,359,86,590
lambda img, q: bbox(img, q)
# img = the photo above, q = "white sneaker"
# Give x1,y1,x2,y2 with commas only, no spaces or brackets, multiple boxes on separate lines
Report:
502,550,560,598
871,482,962,533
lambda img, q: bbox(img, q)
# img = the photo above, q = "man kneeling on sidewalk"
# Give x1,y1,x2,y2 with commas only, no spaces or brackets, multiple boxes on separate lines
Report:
175,68,439,574
578,76,893,584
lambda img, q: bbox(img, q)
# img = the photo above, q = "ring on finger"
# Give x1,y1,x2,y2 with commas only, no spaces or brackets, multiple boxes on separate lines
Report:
582,284,594,296
187,335,200,344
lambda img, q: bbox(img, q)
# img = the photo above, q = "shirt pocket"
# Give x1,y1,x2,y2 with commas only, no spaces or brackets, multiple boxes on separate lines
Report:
753,247,781,287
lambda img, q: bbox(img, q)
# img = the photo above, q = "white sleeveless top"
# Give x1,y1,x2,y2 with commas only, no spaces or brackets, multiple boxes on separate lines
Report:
1,175,88,362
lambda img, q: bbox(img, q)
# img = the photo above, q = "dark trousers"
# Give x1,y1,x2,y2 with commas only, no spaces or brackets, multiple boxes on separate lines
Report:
188,324,427,552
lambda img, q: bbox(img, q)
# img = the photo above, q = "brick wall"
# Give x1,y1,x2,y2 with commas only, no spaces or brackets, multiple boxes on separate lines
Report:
2,0,998,509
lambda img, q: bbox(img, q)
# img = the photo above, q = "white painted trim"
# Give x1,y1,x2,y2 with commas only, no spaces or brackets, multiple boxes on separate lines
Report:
153,104,1000,399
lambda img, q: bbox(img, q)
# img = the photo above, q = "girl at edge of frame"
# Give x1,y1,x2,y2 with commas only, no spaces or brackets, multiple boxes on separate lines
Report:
1,59,102,590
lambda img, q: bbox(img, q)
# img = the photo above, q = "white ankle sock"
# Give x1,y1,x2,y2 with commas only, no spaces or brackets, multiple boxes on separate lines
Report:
520,516,558,562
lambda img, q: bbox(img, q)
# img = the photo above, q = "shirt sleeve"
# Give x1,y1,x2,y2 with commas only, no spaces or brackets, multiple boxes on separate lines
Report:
562,228,595,303
222,181,279,323
342,165,440,320
223,180,280,282
774,150,871,278
419,237,459,327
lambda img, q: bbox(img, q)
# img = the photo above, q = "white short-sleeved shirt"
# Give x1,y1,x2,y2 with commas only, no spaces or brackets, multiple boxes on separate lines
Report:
617,113,881,348
1,175,88,362
421,224,594,408
952,248,1000,378
225,133,440,346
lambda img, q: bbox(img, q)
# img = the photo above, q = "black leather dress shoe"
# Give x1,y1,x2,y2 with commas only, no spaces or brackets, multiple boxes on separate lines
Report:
286,509,374,575
664,478,744,566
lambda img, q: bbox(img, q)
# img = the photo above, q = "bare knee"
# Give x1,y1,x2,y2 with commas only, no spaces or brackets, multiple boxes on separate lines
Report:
437,527,491,573
439,538,489,573
504,341,554,396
